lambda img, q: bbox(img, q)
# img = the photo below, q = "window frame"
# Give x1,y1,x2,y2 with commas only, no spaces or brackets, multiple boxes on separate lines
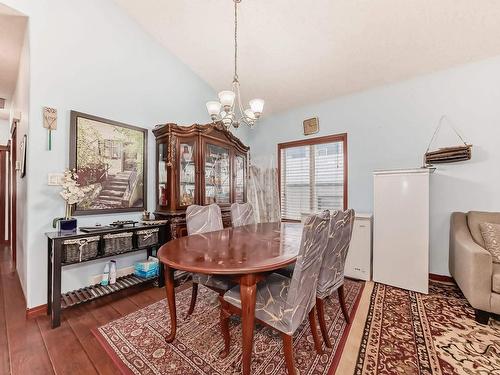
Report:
277,133,348,222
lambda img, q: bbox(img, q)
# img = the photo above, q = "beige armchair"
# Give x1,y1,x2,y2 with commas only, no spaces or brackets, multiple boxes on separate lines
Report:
450,211,500,324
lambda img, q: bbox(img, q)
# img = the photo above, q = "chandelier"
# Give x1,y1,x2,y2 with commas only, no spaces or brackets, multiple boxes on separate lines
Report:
206,0,264,129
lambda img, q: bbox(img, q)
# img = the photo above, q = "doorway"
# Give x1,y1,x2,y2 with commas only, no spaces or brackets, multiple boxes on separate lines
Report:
9,124,16,265
0,144,8,246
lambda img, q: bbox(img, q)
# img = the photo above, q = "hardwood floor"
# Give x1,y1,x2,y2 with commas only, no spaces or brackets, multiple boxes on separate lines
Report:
0,245,169,374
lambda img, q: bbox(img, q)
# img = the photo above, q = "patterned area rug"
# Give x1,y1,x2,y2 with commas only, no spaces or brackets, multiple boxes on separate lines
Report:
355,281,500,375
94,279,364,374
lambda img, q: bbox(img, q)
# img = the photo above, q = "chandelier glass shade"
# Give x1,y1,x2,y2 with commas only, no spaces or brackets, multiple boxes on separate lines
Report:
206,0,264,129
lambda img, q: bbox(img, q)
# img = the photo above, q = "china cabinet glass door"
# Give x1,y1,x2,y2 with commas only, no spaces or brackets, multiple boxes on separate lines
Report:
158,142,168,208
205,143,231,204
179,139,197,207
234,154,246,203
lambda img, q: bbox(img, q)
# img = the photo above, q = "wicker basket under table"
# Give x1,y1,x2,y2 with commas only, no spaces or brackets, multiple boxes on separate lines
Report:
62,236,100,263
136,228,159,248
103,232,134,255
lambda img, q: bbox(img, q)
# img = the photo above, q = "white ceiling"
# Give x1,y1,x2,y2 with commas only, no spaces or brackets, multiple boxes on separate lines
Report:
0,6,27,120
114,0,500,115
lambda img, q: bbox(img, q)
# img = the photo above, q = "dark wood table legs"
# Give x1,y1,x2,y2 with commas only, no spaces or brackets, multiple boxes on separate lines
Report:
51,240,62,328
164,264,177,343
162,269,258,374
240,273,257,375
47,239,53,316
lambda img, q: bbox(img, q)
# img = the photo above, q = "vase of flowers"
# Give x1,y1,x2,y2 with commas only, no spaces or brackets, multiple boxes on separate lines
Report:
53,169,90,233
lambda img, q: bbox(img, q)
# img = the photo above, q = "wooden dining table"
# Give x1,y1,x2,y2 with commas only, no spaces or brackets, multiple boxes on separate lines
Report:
157,221,303,375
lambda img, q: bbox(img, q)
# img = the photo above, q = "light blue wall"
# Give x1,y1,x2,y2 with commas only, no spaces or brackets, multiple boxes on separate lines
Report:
2,0,216,307
247,56,500,276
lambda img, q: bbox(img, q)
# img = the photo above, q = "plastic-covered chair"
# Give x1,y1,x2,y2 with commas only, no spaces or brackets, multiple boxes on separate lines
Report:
220,212,330,375
316,209,355,347
230,202,255,227
185,204,235,316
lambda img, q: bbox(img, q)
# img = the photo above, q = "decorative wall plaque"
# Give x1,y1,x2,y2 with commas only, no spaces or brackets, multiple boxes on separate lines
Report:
43,107,57,150
303,117,319,135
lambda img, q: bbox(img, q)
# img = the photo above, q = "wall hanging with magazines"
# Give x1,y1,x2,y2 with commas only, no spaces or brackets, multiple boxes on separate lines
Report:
424,115,472,166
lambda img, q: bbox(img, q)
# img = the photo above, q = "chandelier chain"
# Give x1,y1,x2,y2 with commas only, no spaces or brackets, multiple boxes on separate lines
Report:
234,0,238,81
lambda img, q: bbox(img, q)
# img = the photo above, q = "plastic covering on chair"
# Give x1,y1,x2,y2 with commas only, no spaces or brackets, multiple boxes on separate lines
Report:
224,212,329,335
247,156,280,223
317,209,355,299
230,202,256,227
185,204,233,290
186,204,223,235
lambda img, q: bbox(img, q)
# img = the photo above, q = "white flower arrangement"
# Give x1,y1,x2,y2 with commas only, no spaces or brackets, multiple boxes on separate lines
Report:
59,169,92,217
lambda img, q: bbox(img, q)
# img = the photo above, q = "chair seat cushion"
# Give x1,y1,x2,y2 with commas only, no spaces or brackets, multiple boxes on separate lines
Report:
317,279,344,300
224,273,294,334
274,263,295,278
192,273,234,291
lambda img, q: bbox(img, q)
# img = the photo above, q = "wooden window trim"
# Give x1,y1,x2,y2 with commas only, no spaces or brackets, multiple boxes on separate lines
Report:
277,133,348,222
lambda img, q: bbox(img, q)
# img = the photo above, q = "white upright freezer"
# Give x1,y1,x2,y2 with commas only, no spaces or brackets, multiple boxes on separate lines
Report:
373,168,431,294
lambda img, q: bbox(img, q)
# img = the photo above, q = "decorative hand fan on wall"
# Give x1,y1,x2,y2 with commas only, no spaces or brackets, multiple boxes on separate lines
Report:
424,115,472,166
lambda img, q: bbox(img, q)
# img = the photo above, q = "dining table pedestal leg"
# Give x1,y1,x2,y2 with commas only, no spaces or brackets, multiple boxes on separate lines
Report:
240,273,257,375
164,264,177,343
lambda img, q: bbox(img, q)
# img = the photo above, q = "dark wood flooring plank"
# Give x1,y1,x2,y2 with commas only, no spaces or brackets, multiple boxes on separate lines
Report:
127,285,166,308
88,296,124,326
65,304,120,375
37,314,98,375
0,248,54,375
109,295,142,316
0,249,11,375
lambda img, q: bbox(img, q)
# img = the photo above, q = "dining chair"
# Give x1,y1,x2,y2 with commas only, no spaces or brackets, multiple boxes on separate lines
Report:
219,212,330,375
185,204,235,316
230,202,255,227
316,209,355,347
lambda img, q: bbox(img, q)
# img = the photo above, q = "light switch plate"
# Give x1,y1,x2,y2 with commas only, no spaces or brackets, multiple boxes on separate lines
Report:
48,173,64,186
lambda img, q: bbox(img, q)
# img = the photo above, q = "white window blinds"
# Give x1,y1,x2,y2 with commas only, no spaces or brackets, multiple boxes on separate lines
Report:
280,138,345,221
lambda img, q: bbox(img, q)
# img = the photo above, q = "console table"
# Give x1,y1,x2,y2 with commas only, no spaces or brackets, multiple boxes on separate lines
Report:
45,223,167,328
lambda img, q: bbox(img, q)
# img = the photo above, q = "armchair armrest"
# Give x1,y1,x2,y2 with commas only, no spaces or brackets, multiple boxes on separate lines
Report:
449,212,492,311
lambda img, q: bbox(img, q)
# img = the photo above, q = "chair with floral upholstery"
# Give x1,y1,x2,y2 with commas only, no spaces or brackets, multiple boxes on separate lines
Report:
219,212,330,375
185,204,235,316
316,209,355,347
230,202,255,227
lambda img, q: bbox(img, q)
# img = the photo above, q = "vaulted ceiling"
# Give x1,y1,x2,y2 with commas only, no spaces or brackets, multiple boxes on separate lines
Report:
114,0,500,115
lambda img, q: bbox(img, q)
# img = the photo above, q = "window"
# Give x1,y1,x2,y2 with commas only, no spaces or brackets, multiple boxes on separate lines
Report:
278,134,347,221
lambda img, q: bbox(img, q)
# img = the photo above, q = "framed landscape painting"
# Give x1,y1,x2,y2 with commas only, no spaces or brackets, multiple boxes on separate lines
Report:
69,111,148,215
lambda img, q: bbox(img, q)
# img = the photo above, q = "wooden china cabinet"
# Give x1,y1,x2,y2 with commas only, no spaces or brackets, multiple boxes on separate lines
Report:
152,122,249,240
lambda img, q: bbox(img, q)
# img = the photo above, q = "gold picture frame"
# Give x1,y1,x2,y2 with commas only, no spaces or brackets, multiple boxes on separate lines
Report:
303,117,319,135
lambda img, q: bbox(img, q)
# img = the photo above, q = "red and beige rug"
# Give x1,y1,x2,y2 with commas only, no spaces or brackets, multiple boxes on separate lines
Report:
355,281,500,375
94,279,364,374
